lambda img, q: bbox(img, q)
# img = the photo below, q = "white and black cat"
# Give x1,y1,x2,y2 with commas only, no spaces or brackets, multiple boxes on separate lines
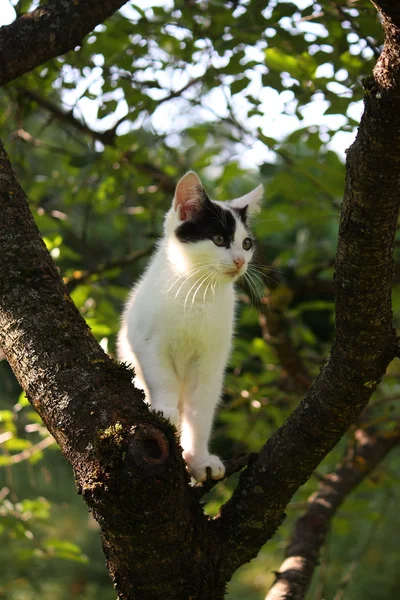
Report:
117,171,263,482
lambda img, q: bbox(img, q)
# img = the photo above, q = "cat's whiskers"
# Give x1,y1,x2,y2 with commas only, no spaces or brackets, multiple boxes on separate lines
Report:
247,265,267,289
168,267,205,298
166,260,212,291
211,278,217,298
243,271,263,308
192,271,215,307
183,270,213,312
251,260,287,280
250,272,266,297
167,262,211,297
173,267,211,301
248,266,274,311
245,268,267,308
242,272,255,305
251,260,285,272
248,264,282,288
202,270,217,305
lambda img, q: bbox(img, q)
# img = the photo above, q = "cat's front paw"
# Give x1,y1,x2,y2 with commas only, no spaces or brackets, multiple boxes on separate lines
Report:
157,406,180,427
184,453,225,482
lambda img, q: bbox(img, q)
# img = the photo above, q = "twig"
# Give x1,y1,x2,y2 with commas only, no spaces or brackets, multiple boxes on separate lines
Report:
0,487,9,502
11,127,73,155
18,87,117,145
298,11,324,23
15,87,176,192
333,3,381,58
108,76,203,136
208,90,340,209
258,311,312,391
64,246,154,292
1,436,55,466
265,428,400,600
0,432,13,445
194,453,258,500
274,148,339,208
332,488,391,600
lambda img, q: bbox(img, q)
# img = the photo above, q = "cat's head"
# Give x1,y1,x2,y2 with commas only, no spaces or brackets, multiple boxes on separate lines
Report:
164,171,263,283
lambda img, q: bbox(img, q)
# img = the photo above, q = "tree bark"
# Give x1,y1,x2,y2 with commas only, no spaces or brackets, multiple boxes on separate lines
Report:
0,0,128,87
0,1,399,598
265,427,400,600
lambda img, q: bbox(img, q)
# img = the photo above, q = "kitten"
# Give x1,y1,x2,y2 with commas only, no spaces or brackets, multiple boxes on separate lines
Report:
117,171,263,482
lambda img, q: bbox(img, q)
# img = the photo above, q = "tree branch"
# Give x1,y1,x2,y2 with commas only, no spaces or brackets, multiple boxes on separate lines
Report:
265,427,400,600
1,435,55,465
212,0,400,580
106,76,203,137
15,87,176,193
333,3,381,58
64,246,154,292
0,0,128,87
194,453,258,500
17,87,117,146
258,311,312,391
11,126,72,155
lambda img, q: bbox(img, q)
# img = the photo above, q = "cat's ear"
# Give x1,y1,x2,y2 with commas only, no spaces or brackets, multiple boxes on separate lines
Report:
229,184,264,221
174,171,207,221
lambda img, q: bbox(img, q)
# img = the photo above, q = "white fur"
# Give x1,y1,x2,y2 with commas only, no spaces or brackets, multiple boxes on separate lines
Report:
117,172,263,482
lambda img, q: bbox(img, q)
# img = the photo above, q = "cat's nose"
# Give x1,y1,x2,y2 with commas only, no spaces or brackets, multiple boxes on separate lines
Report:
233,257,245,269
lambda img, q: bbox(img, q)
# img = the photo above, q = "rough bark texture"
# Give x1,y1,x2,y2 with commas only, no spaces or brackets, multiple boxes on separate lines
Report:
0,1,399,598
0,0,127,87
265,428,400,600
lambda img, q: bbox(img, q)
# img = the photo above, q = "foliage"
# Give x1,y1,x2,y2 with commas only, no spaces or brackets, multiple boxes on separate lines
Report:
0,0,399,598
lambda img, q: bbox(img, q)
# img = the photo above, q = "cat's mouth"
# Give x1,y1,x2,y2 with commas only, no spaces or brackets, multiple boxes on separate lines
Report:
224,267,243,278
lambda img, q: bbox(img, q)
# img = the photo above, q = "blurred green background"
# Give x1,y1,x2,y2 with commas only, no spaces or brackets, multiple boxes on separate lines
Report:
1,0,400,598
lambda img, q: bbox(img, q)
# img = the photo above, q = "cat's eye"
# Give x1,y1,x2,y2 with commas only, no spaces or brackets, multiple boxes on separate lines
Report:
212,234,225,247
242,237,253,251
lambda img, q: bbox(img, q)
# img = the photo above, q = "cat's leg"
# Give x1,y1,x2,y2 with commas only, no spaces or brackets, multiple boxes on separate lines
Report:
180,359,226,482
135,346,180,427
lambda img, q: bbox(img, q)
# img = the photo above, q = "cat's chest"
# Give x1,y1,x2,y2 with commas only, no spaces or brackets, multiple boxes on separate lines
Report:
163,289,234,345
165,302,233,373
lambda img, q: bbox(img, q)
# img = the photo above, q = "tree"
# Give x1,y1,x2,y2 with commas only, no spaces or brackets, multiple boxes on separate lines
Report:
0,1,399,599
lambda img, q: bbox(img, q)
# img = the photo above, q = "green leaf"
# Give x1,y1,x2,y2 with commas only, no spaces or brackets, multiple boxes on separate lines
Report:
230,77,250,95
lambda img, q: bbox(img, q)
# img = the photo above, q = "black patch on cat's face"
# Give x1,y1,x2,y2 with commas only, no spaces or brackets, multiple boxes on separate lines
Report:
232,206,248,225
175,195,237,248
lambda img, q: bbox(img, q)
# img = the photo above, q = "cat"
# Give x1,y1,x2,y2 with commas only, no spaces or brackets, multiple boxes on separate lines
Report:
117,171,263,482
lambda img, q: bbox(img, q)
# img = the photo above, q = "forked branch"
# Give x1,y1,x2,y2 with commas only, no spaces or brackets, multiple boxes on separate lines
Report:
265,427,400,600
